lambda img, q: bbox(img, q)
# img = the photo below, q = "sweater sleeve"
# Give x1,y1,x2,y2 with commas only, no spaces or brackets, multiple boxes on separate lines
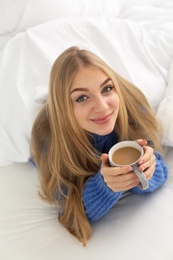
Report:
82,171,123,223
131,152,168,194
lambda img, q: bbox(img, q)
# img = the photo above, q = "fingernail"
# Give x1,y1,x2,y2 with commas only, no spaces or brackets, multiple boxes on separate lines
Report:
127,167,132,172
138,160,143,165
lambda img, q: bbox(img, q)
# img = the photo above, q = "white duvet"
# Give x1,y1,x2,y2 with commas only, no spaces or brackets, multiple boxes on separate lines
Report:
0,0,173,166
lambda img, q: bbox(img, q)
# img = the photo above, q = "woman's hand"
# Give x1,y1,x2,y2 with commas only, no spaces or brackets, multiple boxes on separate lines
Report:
100,139,156,192
100,154,140,192
135,139,156,181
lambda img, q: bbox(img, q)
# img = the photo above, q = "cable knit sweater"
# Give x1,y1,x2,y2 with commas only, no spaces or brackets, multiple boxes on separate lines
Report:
82,131,168,222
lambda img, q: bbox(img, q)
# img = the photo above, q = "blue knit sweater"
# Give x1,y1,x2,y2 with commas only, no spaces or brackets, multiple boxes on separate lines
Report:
82,131,168,222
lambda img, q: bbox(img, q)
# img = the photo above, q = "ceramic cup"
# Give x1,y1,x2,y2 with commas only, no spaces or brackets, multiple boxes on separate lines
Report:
108,140,149,190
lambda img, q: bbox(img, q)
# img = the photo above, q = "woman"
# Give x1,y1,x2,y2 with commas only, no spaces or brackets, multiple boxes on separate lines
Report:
30,46,168,246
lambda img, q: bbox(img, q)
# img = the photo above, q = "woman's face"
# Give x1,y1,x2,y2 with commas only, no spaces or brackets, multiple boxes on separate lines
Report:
70,67,119,136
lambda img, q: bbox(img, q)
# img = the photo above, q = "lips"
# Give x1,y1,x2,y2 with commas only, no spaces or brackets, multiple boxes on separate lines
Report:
91,112,112,125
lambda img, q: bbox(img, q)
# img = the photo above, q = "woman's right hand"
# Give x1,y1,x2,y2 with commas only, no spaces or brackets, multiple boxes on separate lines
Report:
100,153,140,192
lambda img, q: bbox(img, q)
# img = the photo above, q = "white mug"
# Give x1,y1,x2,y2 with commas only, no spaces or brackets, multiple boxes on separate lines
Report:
108,140,149,190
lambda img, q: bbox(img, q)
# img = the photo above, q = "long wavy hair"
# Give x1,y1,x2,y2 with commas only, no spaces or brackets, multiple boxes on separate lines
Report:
30,46,162,245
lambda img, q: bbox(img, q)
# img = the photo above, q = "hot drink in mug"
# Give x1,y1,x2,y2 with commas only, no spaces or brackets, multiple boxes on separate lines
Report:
108,140,149,190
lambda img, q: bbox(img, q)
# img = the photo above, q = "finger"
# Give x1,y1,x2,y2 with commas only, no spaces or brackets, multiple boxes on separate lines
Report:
105,171,137,183
143,162,156,180
101,165,133,182
101,153,133,176
138,146,154,165
115,171,139,183
138,154,156,172
109,177,140,192
100,153,109,167
105,171,139,189
135,139,148,146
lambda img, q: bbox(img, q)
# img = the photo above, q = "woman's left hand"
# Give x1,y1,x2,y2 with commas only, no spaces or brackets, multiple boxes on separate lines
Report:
135,139,156,180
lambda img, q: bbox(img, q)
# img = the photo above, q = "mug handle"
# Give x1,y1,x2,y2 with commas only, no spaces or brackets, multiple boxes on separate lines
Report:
132,164,149,190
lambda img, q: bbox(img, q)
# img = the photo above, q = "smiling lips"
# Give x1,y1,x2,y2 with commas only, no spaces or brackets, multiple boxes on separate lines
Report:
91,112,113,125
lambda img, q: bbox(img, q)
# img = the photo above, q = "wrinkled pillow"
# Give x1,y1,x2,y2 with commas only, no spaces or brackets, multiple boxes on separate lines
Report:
157,61,173,147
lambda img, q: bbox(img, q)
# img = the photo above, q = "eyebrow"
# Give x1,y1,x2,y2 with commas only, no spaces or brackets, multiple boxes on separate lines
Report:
70,77,111,94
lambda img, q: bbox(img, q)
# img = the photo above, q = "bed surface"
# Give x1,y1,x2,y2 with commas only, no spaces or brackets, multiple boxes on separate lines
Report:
0,147,173,260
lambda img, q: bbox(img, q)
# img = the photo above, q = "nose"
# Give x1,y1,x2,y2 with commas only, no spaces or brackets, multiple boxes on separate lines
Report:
93,96,109,112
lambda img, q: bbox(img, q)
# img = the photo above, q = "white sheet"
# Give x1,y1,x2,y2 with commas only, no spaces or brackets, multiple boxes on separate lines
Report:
0,147,172,260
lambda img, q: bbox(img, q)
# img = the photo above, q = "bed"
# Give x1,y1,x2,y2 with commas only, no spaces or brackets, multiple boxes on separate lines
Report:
0,0,173,259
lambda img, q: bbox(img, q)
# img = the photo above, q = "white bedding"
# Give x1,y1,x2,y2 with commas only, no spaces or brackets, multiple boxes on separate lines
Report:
0,147,173,260
0,0,173,259
0,0,173,166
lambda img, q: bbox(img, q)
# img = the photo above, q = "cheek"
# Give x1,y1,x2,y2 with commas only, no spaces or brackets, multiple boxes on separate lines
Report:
73,107,78,121
111,93,119,107
73,105,87,123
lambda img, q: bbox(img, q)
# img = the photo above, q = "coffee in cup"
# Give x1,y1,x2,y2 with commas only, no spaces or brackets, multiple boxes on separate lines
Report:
112,146,141,165
108,140,149,190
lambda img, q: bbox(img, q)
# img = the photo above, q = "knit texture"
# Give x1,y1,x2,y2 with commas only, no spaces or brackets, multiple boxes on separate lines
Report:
83,173,123,222
131,152,168,194
82,131,168,222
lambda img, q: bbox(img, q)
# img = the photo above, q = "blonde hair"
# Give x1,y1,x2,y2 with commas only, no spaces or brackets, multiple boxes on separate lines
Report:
30,46,162,245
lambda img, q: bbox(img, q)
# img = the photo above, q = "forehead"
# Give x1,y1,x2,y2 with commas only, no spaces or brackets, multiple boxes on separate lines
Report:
71,67,109,89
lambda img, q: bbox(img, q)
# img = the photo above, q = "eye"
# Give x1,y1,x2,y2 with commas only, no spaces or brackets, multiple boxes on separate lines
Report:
102,85,114,93
76,95,88,102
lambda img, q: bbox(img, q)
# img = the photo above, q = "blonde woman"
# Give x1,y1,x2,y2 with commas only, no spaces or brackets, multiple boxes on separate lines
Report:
30,46,168,246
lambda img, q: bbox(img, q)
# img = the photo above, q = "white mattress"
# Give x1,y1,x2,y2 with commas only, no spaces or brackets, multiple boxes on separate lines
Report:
0,147,173,260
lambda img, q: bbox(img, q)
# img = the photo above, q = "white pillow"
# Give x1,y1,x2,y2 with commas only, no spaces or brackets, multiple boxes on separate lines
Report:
156,61,173,147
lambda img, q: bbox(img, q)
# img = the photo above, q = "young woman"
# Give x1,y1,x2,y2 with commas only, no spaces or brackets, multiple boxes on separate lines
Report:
30,46,168,246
